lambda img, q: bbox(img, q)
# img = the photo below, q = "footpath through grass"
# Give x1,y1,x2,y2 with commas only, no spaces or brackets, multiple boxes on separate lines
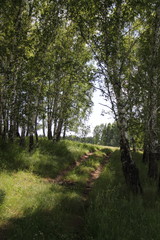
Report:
0,139,160,240
0,139,110,240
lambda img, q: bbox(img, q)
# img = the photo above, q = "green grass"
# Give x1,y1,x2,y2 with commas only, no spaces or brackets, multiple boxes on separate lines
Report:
85,150,160,240
0,139,99,178
64,151,108,187
0,170,86,239
0,139,109,239
1,139,160,240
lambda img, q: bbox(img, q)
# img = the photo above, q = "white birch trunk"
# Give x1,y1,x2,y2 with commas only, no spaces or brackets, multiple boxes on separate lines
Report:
114,87,142,193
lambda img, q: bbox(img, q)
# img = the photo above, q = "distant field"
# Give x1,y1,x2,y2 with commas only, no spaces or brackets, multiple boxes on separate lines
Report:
98,145,119,151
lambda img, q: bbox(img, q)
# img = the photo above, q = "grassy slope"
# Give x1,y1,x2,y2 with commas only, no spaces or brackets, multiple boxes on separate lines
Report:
0,139,99,178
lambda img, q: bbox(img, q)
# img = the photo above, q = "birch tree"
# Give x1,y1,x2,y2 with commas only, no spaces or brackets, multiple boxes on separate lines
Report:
68,0,143,193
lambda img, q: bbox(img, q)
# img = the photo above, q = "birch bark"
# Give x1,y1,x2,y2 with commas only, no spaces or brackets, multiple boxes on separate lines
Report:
113,84,143,193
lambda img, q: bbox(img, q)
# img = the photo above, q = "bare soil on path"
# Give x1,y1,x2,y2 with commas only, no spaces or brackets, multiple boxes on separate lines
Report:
43,150,111,198
43,152,95,184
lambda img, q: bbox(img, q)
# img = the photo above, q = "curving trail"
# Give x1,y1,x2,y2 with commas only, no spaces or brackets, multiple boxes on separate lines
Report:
83,153,110,197
43,150,111,200
42,152,95,184
0,149,111,240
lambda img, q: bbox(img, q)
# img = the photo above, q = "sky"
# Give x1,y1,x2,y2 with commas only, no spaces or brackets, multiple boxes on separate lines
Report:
86,88,115,135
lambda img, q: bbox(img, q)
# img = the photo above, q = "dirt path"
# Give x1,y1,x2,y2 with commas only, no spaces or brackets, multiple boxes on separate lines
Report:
83,153,110,197
43,152,95,184
0,151,111,240
43,151,111,198
61,151,111,238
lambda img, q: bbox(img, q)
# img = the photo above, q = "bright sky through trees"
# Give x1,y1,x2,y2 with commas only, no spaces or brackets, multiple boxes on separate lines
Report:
87,88,114,134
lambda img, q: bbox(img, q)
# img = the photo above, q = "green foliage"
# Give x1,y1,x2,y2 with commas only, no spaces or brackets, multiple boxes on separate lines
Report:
93,122,120,146
0,0,94,143
66,135,95,144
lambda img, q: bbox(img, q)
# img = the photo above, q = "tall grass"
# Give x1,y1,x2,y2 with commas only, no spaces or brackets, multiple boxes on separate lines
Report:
85,150,160,240
0,139,99,178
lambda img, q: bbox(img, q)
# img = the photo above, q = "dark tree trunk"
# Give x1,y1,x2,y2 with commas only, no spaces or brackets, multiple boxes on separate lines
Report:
29,133,34,152
147,5,160,182
48,119,52,140
131,137,136,152
9,123,14,142
142,134,150,164
120,137,143,194
53,118,57,141
0,108,2,137
26,121,29,137
148,152,158,179
142,150,149,164
56,132,61,142
28,118,34,151
116,95,143,194
35,116,38,143
42,118,45,137
35,131,38,143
